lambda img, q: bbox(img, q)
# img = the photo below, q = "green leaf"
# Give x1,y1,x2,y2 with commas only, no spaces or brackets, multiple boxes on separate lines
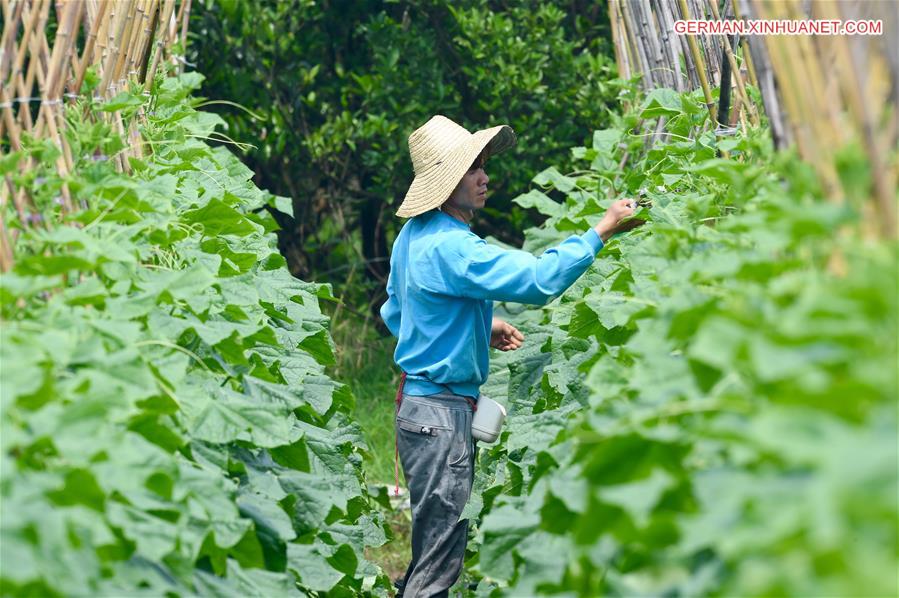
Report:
513,189,563,218
532,166,577,193
287,541,343,592
582,291,649,329
195,559,297,597
298,328,336,365
138,264,216,305
181,383,301,447
591,128,622,170
597,469,673,527
640,87,682,118
270,194,294,217
688,316,745,372
182,198,259,237
100,91,144,112
15,254,95,275
478,503,540,580
0,273,60,305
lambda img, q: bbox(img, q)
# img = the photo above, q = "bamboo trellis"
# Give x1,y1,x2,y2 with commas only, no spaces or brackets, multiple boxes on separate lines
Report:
609,0,897,240
0,0,192,272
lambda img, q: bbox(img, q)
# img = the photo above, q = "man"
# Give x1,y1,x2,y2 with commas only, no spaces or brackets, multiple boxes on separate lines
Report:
380,115,640,597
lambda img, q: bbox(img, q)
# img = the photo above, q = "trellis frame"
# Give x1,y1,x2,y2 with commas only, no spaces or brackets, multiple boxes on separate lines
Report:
0,0,192,272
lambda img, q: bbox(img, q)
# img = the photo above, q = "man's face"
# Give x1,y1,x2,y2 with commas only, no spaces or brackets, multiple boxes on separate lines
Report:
445,153,489,211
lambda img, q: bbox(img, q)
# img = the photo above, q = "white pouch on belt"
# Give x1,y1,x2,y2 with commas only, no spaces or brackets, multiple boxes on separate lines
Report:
471,396,506,443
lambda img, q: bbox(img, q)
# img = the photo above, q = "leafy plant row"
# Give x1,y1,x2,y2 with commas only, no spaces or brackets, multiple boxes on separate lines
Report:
1,73,390,596
465,87,897,596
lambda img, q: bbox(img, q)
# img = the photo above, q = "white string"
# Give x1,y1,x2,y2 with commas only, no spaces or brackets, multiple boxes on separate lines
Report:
173,54,196,68
0,90,145,108
2,95,84,107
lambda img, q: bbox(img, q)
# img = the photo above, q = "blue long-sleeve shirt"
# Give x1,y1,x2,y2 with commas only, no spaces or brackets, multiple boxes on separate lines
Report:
380,209,604,398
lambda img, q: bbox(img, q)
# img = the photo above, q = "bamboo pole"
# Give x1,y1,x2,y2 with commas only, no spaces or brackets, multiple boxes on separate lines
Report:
36,0,83,137
125,0,150,77
95,0,112,73
35,0,83,212
0,200,15,272
178,0,191,73
609,0,627,80
4,0,35,92
653,0,684,91
757,1,842,202
73,0,110,92
707,0,759,127
143,0,176,90
751,2,810,157
64,3,87,99
786,1,843,145
82,0,98,32
50,16,80,201
684,0,712,86
137,0,161,84
111,0,139,90
738,0,789,147
10,0,52,133
677,11,701,90
0,0,23,143
624,0,645,86
0,88,21,151
621,0,653,90
0,90,27,229
636,0,669,89
98,0,130,95
11,0,51,217
816,1,896,238
620,0,641,86
126,0,148,77
677,0,717,124
730,0,759,91
46,0,84,106
785,1,844,200
0,0,27,84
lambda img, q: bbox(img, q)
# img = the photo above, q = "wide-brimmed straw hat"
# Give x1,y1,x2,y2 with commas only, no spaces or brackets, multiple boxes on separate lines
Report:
396,115,516,218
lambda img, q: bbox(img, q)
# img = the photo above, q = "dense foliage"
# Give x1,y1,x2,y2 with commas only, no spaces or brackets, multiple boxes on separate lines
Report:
465,87,897,596
1,73,392,596
188,0,620,317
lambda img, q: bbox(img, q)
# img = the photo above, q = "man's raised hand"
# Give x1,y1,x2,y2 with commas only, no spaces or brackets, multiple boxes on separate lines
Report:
594,198,646,242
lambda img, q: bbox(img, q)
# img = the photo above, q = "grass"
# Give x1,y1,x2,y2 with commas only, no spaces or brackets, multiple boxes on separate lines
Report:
327,307,401,484
325,304,412,583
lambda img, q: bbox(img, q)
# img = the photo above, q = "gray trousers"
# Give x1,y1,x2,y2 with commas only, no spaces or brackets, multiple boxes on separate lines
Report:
396,392,477,598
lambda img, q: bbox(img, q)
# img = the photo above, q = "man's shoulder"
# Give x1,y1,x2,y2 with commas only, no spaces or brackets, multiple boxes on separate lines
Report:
412,217,479,249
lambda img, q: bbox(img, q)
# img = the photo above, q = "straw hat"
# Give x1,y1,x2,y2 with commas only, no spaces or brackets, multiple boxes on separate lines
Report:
396,115,516,218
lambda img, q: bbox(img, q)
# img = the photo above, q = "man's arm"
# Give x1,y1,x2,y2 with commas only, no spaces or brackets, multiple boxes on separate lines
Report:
417,198,642,306
418,229,602,306
379,270,401,337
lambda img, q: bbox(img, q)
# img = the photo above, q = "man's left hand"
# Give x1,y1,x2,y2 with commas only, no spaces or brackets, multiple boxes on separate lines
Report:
490,318,524,351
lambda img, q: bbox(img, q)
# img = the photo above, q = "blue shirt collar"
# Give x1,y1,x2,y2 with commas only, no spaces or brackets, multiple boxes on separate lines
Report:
432,209,471,229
